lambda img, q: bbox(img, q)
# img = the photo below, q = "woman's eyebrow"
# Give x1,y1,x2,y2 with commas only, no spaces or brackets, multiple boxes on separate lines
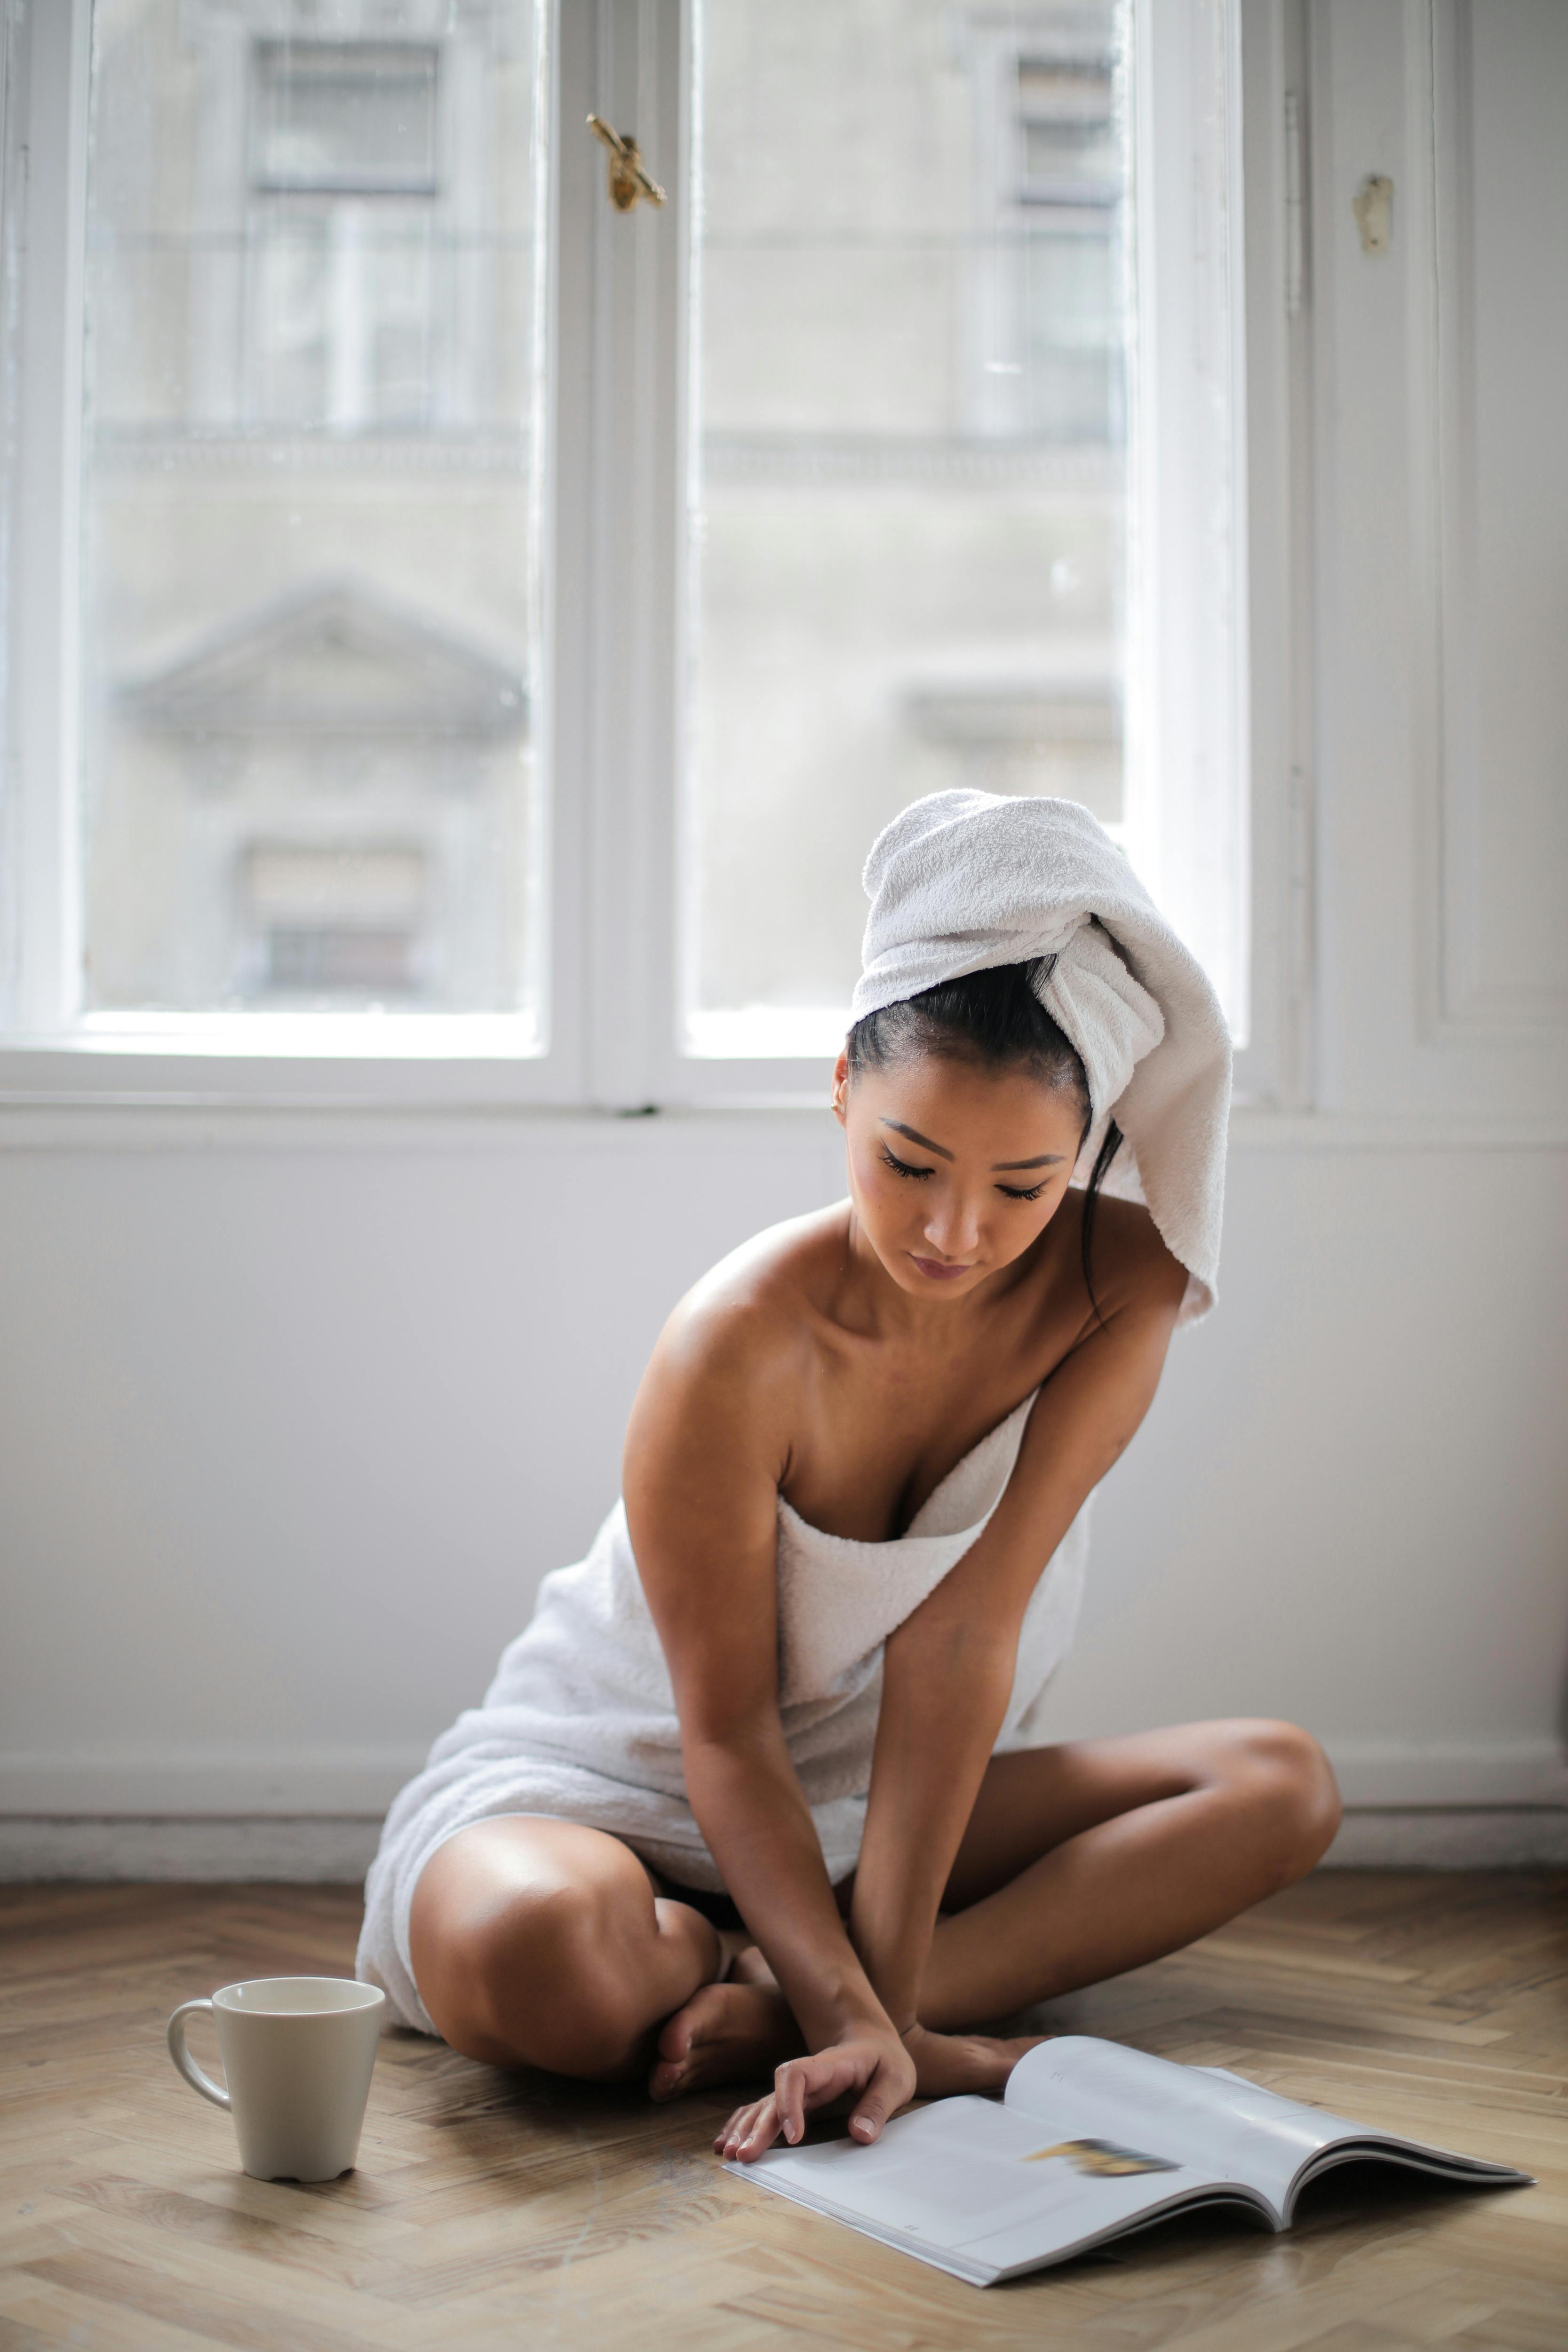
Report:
880,1118,954,1161
880,1118,1066,1172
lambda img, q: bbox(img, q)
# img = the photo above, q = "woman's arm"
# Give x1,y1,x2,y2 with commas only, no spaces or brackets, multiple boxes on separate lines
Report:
623,1303,915,2146
852,1229,1188,2032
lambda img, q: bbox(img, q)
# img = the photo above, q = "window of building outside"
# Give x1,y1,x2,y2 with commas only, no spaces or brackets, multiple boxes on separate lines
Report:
246,41,442,432
10,0,1243,1090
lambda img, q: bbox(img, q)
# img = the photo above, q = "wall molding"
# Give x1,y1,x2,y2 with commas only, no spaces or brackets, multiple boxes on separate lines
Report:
1,1804,1563,1883
1225,1109,1568,1152
5,1736,1564,1822
0,1099,1565,1155
0,1748,428,1817
1326,1810,1568,1870
0,1816,383,1883
1324,1738,1568,1810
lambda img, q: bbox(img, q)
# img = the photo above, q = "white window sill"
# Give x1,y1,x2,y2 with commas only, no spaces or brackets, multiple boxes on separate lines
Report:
0,1015,575,1111
0,1052,1564,1156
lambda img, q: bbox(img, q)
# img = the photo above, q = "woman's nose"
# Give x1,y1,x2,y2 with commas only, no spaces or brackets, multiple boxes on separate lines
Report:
923,1194,982,1258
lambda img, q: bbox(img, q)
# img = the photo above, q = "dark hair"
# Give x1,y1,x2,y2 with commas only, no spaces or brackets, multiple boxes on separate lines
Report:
846,958,1123,1320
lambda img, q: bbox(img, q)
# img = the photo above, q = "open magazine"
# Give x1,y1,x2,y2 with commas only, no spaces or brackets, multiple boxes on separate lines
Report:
729,2035,1530,2287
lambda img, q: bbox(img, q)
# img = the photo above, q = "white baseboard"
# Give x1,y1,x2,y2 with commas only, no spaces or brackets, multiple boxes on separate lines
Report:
2,1739,1565,1882
4,1738,1565,1820
1,1806,1565,1883
1325,1809,1568,1868
0,1750,427,1816
1323,1740,1568,1808
0,1816,382,1882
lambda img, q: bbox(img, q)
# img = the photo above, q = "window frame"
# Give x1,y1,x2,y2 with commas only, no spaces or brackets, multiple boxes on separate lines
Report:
0,0,588,1107
0,0,1294,1114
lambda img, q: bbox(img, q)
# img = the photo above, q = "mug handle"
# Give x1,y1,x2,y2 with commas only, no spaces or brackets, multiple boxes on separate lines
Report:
166,1999,231,2109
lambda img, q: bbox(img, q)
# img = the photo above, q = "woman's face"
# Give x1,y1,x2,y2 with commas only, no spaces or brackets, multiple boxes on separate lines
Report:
832,1047,1087,1301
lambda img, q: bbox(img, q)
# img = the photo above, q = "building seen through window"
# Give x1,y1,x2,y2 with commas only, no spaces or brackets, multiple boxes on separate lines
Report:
80,0,541,1021
685,0,1130,1055
79,0,1133,1043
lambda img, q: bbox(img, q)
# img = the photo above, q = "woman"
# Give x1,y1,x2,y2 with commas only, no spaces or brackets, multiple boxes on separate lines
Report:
357,792,1340,2165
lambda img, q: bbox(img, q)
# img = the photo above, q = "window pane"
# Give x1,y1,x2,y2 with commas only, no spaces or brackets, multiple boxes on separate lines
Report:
685,0,1130,1055
79,2,545,1025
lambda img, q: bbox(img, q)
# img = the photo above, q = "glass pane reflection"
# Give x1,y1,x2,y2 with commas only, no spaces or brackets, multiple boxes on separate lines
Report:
80,0,544,1024
685,0,1131,1055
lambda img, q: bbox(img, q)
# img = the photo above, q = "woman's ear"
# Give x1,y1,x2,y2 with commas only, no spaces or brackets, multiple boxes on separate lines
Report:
831,1050,850,1126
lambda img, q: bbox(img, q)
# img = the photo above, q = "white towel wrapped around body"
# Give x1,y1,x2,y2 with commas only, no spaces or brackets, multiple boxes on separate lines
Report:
357,1397,1089,2032
852,791,1233,1318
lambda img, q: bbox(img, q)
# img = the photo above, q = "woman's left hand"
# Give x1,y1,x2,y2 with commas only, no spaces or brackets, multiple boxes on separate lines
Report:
715,2023,1042,2163
714,2027,917,2163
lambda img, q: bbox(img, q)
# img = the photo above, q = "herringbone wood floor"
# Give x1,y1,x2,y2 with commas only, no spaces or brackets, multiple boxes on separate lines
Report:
1,1874,1564,2351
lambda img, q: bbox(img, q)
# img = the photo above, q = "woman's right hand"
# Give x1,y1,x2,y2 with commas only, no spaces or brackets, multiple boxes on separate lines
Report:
714,2026,917,2163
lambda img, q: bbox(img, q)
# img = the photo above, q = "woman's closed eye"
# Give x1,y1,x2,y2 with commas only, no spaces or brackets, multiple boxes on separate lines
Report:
881,1144,1049,1204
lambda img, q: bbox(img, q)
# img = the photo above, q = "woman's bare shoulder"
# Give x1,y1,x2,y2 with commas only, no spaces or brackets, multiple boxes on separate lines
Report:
1076,1191,1188,1321
629,1206,849,1466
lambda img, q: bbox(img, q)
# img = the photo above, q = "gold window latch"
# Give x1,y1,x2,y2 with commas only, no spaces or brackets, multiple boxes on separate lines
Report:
586,115,666,212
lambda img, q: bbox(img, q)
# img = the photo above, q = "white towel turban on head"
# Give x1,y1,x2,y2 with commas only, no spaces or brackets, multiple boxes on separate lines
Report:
850,791,1234,1319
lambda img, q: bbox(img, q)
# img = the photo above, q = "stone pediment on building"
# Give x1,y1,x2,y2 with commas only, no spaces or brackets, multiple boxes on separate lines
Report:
119,579,527,738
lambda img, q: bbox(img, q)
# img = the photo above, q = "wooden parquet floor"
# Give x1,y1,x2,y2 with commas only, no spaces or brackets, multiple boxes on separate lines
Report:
1,1873,1565,2352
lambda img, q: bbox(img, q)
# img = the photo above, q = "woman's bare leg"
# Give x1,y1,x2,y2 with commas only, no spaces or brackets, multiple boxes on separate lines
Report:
407,1720,1338,2094
407,1816,787,2081
919,1717,1341,2028
661,1717,1340,2098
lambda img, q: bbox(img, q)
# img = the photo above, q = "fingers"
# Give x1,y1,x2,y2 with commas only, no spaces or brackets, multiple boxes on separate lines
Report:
847,2082,896,2144
773,2046,867,2139
774,2052,834,2145
714,2040,915,2164
715,2094,781,2163
775,2059,805,2147
848,2048,917,2145
714,2049,863,2164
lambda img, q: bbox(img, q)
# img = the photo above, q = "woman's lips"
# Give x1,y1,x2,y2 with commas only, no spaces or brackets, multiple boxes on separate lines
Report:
909,1255,972,1282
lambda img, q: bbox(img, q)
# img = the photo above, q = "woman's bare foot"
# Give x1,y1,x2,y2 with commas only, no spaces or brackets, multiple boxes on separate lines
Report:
904,2025,1049,2098
712,1925,752,1981
649,1947,801,2102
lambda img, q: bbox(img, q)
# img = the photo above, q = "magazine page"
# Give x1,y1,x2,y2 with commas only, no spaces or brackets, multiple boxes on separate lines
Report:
1003,2037,1353,2217
1006,2041,1532,2218
730,2090,1254,2285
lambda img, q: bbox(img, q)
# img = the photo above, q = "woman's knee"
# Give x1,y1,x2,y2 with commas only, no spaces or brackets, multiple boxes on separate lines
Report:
1213,1720,1342,1880
411,1846,660,2078
468,1883,655,2076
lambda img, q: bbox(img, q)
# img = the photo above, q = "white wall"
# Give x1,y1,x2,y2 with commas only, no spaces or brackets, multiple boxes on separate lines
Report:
2,0,1566,1873
1,1113,1564,1863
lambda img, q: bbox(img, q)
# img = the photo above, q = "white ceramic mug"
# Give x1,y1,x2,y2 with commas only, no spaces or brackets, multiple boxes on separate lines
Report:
166,1976,385,2181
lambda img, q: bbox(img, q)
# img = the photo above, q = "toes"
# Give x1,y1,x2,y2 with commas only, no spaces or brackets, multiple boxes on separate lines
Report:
658,1981,728,2065
656,2009,698,2065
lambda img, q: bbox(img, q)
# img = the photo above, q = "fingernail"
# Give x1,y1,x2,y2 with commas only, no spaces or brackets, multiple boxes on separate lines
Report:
786,2119,799,2143
852,2118,876,2139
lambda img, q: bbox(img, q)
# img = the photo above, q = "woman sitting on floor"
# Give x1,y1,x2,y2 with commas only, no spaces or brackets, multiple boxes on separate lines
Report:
356,790,1341,2164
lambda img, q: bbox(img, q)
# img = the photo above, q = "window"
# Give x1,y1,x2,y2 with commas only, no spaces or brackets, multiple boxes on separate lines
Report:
683,4,1134,1062
246,42,444,431
0,0,1248,1106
